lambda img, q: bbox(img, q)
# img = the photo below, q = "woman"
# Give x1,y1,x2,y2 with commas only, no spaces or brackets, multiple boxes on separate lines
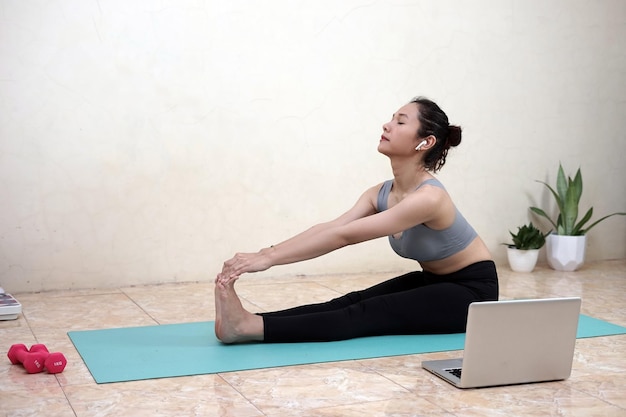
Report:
215,96,498,344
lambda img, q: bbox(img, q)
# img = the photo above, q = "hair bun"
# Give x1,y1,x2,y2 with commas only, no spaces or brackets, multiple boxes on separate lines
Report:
446,125,462,147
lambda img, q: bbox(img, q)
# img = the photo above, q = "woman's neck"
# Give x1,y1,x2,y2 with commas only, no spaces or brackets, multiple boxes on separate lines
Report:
389,157,431,195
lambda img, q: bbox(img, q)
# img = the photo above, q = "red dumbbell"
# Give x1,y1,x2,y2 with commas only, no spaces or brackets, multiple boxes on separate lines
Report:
7,344,47,373
41,346,67,374
7,344,67,374
29,344,67,374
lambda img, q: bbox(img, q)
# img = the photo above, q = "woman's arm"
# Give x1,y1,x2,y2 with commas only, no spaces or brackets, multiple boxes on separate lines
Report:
264,184,443,266
216,184,380,282
217,183,444,283
269,186,380,251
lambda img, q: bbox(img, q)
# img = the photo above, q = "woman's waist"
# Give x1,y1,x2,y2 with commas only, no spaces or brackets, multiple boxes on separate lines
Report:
419,238,493,275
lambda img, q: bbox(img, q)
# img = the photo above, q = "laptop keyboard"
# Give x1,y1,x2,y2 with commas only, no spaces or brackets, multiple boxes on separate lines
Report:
445,368,462,378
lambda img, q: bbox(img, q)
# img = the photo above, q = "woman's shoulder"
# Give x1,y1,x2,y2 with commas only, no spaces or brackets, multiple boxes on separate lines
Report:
360,180,393,212
405,178,451,213
417,177,445,190
366,180,393,195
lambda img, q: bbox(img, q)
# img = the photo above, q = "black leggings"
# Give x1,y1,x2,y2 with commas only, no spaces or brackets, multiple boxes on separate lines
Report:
260,260,498,342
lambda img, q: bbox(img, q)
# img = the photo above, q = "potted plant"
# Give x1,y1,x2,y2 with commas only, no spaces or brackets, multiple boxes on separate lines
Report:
504,222,548,272
530,163,626,271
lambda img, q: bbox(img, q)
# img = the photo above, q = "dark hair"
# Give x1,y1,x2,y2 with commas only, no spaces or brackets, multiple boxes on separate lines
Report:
410,96,462,172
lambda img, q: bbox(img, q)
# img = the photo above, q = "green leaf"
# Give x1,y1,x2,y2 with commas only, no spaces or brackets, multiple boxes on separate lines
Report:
572,207,593,235
535,180,565,219
556,163,568,204
530,207,558,230
562,178,579,235
579,212,626,235
572,168,583,205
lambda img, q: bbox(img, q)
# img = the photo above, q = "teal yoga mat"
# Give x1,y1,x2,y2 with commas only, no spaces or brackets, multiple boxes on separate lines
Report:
68,315,626,384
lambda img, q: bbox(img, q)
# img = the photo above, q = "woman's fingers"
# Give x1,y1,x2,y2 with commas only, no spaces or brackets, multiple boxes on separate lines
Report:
216,269,240,285
220,275,239,286
218,250,270,285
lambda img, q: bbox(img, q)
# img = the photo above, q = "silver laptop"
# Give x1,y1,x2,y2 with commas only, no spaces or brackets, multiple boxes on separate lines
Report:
422,297,581,389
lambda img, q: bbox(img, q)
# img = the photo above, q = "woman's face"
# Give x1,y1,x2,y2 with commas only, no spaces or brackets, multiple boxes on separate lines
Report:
378,103,421,156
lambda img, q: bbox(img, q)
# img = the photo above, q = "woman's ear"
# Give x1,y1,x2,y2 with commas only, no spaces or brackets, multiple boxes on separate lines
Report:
415,135,436,151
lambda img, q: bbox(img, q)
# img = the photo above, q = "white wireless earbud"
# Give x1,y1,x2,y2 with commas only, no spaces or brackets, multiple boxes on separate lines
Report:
415,140,427,151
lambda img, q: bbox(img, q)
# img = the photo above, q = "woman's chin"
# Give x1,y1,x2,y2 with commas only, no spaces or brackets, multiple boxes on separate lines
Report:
377,143,390,155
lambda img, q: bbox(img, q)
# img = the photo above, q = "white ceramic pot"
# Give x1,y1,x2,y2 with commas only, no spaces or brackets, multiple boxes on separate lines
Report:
546,234,586,271
506,247,540,272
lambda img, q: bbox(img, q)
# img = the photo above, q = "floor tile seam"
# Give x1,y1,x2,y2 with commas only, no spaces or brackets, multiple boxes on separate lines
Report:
19,309,38,346
118,287,162,325
21,290,161,327
213,361,407,414
346,355,457,410
299,396,455,416
564,382,626,410
239,279,340,289
215,373,268,416
497,380,623,409
362,362,461,415
361,361,419,395
420,395,462,416
11,288,124,298
118,280,206,291
253,271,402,284
59,383,80,417
315,281,358,296
236,282,344,312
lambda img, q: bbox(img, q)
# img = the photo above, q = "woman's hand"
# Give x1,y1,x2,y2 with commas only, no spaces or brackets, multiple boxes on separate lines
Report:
216,249,273,284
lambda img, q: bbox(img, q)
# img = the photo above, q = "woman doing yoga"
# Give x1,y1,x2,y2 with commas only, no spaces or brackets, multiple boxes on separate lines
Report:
215,96,498,344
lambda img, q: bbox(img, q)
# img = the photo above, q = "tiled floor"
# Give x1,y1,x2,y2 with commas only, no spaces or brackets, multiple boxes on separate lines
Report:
1,260,625,416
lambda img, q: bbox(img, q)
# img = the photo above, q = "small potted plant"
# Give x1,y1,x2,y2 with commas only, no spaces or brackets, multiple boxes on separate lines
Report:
530,163,626,271
505,222,548,272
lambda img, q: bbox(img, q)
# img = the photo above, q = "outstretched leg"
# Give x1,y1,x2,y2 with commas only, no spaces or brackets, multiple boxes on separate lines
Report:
214,280,264,344
261,270,425,318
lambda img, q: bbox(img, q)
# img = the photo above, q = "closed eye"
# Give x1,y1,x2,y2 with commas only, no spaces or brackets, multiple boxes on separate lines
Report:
391,113,409,124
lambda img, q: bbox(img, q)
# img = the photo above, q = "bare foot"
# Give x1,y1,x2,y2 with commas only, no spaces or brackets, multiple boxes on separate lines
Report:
214,280,264,344
214,283,223,340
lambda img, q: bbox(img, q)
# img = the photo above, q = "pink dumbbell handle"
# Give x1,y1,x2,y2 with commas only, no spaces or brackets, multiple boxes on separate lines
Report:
14,348,47,373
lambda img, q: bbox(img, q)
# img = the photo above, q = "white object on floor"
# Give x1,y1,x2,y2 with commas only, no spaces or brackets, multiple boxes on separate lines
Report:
0,292,22,320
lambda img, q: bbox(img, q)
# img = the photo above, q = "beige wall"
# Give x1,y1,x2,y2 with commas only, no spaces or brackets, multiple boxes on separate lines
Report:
1,0,625,292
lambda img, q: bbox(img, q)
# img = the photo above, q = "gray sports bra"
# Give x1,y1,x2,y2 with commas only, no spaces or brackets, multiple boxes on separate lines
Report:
376,178,477,262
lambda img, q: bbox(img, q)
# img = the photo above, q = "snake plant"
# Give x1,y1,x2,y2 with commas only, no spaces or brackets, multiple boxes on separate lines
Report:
530,163,626,236
506,222,548,250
